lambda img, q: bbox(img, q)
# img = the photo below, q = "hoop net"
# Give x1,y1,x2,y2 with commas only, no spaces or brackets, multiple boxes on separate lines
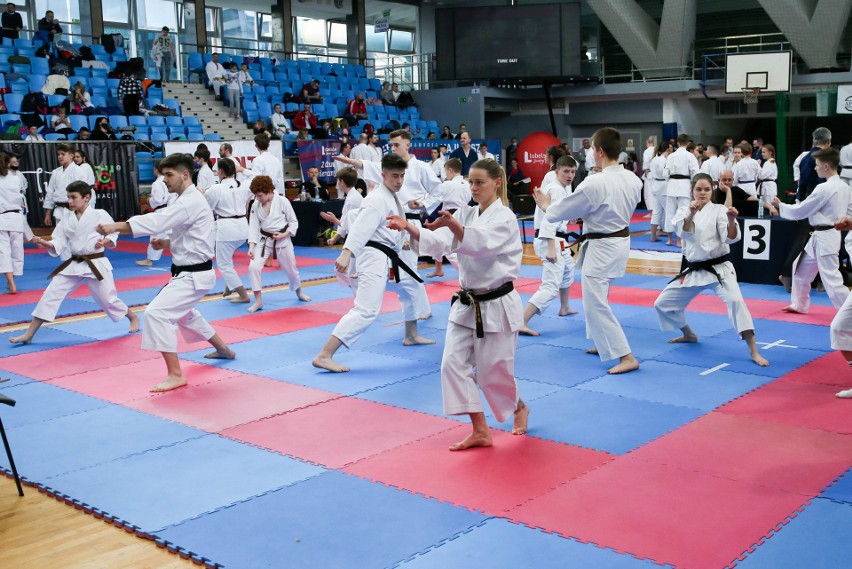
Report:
742,87,761,104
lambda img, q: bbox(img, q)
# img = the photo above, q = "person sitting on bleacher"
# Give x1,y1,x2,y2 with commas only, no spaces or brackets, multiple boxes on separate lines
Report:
76,127,91,141
380,81,395,107
68,82,94,114
252,119,274,139
301,79,322,104
205,53,227,100
294,103,318,132
91,117,117,141
269,103,291,137
24,126,44,142
238,62,255,89
345,93,368,125
50,107,75,136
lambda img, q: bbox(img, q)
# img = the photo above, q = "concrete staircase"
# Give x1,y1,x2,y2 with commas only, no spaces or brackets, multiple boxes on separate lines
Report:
163,83,256,140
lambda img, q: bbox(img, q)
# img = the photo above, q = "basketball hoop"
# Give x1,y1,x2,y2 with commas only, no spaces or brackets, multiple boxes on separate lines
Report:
742,87,761,104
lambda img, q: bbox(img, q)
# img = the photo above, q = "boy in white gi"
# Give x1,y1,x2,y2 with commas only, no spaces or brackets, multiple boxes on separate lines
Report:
248,135,285,194
204,158,251,303
520,155,578,336
536,127,642,374
732,142,761,198
664,134,699,244
650,142,671,243
0,153,32,294
11,182,138,343
137,161,175,267
654,173,769,366
97,153,235,392
312,154,434,373
831,217,852,397
43,143,87,227
426,158,471,278
387,158,528,450
321,167,364,247
246,175,311,312
772,148,851,314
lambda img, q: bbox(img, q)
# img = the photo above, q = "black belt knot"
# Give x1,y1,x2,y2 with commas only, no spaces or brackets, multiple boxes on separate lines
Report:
171,259,212,277
669,254,729,285
451,281,514,338
365,240,423,283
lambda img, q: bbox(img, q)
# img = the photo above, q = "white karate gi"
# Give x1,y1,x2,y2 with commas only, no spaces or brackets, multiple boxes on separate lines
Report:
336,187,364,239
206,178,251,291
530,179,575,313
415,199,523,423
831,231,852,351
269,112,291,137
433,175,472,270
145,176,174,262
129,185,217,353
650,155,668,227
779,175,852,312
545,165,641,361
247,193,301,293
733,157,761,197
350,143,382,163
792,151,809,184
196,164,216,192
758,159,778,207
642,145,657,213
655,203,754,336
431,159,445,181
840,143,852,189
664,147,699,233
584,151,596,175
78,162,96,186
205,61,227,95
332,184,429,348
337,196,363,294
0,173,31,276
33,206,127,322
249,151,284,194
44,163,87,224
699,155,724,182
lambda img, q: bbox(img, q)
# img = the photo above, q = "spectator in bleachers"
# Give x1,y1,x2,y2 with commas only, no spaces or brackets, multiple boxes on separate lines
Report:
76,127,91,141
427,132,436,139
301,79,322,104
455,124,467,140
440,126,453,140
205,53,227,100
345,93,368,125
380,81,395,106
269,103,291,137
252,119,274,139
506,137,519,167
293,103,318,133
2,3,23,40
449,132,477,176
151,26,176,84
37,10,61,43
50,107,75,136
225,63,242,119
391,83,401,103
395,87,416,110
24,126,44,142
69,82,94,114
91,117,117,141
299,166,329,201
73,149,96,185
117,70,143,116
508,158,526,196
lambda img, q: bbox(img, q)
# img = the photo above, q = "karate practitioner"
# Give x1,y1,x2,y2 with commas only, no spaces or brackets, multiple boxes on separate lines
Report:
137,161,175,267
831,217,852,398
699,144,725,183
205,53,227,99
840,138,852,189
664,134,699,243
43,143,87,227
426,158,471,278
649,142,671,243
11,181,138,343
204,158,251,303
654,173,769,367
246,175,310,311
732,142,761,198
758,144,779,215
0,153,33,294
535,127,642,374
312,154,434,373
520,155,578,336
772,148,852,314
247,134,284,194
642,136,657,218
321,167,363,247
386,158,528,450
97,153,235,392
194,148,216,192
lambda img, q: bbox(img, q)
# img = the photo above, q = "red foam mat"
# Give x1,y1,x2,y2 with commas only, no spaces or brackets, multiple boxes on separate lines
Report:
630,411,852,495
128,373,340,431
345,427,612,514
782,351,851,387
509,455,811,569
220,397,458,469
104,324,265,353
214,307,341,335
718,378,852,434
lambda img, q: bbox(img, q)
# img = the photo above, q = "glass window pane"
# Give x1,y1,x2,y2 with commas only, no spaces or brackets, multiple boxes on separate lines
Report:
137,0,177,31
296,17,326,48
103,0,129,23
35,0,80,23
223,9,257,39
206,8,217,32
389,29,412,52
328,21,346,45
260,14,272,37
366,28,386,52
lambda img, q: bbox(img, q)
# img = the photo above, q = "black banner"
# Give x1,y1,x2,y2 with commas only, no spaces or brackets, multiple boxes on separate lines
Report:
0,141,139,226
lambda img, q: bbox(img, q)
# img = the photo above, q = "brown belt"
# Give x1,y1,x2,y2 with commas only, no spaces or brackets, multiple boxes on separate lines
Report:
47,252,105,281
260,225,289,259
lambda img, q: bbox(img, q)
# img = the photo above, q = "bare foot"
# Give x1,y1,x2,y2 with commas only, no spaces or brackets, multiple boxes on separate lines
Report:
449,431,493,451
419,313,432,320
247,302,263,313
230,296,251,303
150,374,187,392
781,305,806,314
8,334,32,344
608,355,640,375
558,308,578,316
512,401,529,435
222,286,232,297
6,276,16,294
649,238,660,243
666,241,674,246
751,352,770,367
669,333,698,343
127,312,140,333
311,355,350,372
518,326,540,336
586,347,599,355
778,275,792,293
426,270,444,278
297,292,312,302
135,259,153,266
403,335,436,346
204,348,235,359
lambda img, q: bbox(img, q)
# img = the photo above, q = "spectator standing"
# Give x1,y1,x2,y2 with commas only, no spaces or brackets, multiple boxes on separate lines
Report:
506,137,519,167
449,132,478,176
38,10,61,42
152,27,176,83
224,63,242,119
1,3,23,41
117,71,143,116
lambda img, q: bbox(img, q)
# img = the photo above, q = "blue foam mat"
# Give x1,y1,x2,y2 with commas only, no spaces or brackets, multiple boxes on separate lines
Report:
398,517,669,569
0,381,109,429
47,434,326,532
0,298,103,324
0,327,94,357
748,319,832,352
514,344,609,386
0,370,36,389
156,470,486,569
52,317,141,341
822,469,852,505
618,309,739,338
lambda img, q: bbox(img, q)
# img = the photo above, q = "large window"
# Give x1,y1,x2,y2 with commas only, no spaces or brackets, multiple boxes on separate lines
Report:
102,0,130,24
223,8,257,40
34,0,79,23
137,0,177,31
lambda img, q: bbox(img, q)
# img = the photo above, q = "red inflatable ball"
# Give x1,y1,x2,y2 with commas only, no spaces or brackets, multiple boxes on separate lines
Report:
517,132,562,191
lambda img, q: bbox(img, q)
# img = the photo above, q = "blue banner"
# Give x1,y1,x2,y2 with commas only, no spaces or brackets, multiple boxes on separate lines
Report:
409,140,502,164
297,140,341,185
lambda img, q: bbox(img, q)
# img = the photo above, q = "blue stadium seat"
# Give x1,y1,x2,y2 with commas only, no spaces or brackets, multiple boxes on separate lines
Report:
203,133,221,141
47,94,66,108
165,116,183,126
90,87,107,99
91,44,107,56
12,38,33,48
167,126,185,138
3,94,23,114
107,78,120,90
164,99,181,114
188,52,205,82
183,116,201,127
89,77,106,88
68,115,88,131
133,133,149,141
151,132,168,141
31,58,50,75
186,128,203,140
285,102,299,113
28,74,46,92
129,115,148,127
71,76,89,89
12,64,30,75
150,126,168,137
147,115,166,126
109,115,129,128
44,133,66,141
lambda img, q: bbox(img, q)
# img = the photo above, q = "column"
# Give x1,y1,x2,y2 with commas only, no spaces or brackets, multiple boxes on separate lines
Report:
271,0,293,57
182,0,207,54
346,0,365,64
78,0,104,42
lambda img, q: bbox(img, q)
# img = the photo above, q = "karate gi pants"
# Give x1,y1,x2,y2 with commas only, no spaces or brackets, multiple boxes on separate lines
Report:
33,272,128,323
790,251,849,312
831,292,852,351
650,186,667,227
644,178,657,215
583,274,632,361
655,273,754,336
441,321,519,423
142,270,216,353
146,239,164,262
216,239,246,290
0,230,23,275
529,239,574,312
249,238,301,293
399,242,431,316
332,247,428,348
664,196,689,234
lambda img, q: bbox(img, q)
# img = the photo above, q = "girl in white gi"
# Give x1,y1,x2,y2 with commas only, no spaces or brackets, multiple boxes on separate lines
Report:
10,182,139,343
758,144,779,215
520,155,578,336
649,142,671,243
43,143,87,227
312,154,434,374
831,218,852,398
97,153,235,392
664,134,699,245
247,175,311,312
387,158,529,451
771,148,852,314
205,158,251,304
0,153,33,294
426,158,471,278
535,127,642,375
654,174,769,367
194,148,216,192
136,161,175,267
73,149,96,186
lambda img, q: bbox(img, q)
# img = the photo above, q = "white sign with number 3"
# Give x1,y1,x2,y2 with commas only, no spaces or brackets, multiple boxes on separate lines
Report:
743,219,771,260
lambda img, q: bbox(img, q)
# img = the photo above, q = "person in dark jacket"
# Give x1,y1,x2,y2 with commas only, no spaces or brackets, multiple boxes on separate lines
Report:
1,3,23,40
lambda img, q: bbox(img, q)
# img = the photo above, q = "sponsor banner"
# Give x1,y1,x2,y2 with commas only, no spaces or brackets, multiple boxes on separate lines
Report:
164,139,284,172
297,140,341,185
837,84,852,114
409,139,502,164
517,132,561,189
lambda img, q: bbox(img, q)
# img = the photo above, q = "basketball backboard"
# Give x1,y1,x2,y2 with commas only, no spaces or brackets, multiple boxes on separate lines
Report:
724,51,792,94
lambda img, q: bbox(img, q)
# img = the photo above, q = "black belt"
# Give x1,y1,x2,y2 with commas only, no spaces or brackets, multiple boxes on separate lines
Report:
0,209,20,214
738,179,756,184
365,240,423,284
810,225,834,232
577,226,630,242
171,259,212,277
534,229,581,241
153,204,167,211
793,225,836,267
842,165,852,169
451,281,515,338
53,202,70,209
48,252,105,281
669,174,690,180
218,214,246,219
404,213,420,220
669,253,729,285
260,225,289,258
655,178,666,181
